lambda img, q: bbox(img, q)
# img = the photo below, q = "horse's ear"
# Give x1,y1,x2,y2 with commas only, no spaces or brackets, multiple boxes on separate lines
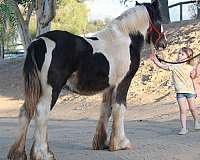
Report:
135,1,141,6
152,0,159,8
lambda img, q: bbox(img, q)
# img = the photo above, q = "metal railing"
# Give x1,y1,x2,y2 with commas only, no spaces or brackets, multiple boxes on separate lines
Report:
168,1,197,21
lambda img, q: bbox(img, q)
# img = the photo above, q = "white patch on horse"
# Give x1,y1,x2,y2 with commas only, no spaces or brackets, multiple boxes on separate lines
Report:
113,103,126,137
85,34,131,86
85,6,149,86
39,37,55,86
34,89,52,159
161,25,167,41
112,103,131,148
33,37,55,159
66,71,79,92
161,25,163,33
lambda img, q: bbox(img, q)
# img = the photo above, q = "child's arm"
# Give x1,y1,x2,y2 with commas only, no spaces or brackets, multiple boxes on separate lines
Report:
149,53,171,70
191,59,200,79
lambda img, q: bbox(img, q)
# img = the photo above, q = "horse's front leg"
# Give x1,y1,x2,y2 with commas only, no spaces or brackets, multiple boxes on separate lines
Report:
8,103,31,160
109,103,132,151
109,78,133,151
30,88,55,160
92,87,114,150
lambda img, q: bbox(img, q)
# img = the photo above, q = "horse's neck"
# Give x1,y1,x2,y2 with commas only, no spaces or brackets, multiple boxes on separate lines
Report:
95,7,149,43
112,6,150,38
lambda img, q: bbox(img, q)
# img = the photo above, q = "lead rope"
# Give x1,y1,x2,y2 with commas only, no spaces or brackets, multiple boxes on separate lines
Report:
154,51,200,64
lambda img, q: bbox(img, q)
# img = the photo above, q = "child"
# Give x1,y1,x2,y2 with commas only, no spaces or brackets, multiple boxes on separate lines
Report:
150,47,200,135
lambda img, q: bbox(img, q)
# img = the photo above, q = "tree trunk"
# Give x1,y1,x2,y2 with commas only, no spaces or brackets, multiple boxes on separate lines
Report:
8,0,56,51
36,0,56,36
8,0,32,50
158,0,170,23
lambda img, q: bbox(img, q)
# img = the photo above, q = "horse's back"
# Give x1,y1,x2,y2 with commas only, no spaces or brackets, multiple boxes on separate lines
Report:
26,30,110,96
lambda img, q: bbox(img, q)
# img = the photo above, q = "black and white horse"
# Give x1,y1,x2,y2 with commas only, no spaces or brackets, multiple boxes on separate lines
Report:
8,1,167,159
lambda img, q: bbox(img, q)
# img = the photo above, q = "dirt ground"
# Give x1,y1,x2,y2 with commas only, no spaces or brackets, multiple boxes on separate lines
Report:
1,56,200,160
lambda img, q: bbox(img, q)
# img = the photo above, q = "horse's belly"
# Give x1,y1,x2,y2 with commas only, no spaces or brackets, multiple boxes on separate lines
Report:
65,71,109,95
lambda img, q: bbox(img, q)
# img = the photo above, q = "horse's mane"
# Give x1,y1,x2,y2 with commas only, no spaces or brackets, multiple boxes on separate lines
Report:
95,5,149,41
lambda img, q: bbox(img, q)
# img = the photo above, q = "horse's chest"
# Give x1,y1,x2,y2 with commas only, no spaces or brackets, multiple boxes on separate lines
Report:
104,46,131,85
89,38,131,85
66,38,132,94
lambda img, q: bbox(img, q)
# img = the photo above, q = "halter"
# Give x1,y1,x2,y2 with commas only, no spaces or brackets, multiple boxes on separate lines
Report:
147,17,164,47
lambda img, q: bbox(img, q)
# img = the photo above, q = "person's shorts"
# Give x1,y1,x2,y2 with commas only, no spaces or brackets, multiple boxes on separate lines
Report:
176,93,196,100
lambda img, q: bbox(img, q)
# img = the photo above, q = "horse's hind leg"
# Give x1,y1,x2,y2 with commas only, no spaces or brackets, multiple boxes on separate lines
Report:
30,85,56,160
92,87,114,150
8,103,31,160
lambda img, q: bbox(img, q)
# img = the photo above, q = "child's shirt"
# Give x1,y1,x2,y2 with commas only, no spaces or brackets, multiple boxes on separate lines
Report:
169,64,195,94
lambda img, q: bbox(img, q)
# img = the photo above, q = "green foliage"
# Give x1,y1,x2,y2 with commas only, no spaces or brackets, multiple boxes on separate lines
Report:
52,0,89,35
29,16,36,38
0,1,17,41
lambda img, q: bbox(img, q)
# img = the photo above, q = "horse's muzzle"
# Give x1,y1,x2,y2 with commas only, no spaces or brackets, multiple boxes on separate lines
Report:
155,38,167,51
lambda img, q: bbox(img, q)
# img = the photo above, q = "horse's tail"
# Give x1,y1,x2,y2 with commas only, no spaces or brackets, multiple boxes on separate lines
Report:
23,41,42,119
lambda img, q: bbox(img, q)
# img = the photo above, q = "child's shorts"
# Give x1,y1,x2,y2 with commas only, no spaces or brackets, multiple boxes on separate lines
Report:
176,93,196,100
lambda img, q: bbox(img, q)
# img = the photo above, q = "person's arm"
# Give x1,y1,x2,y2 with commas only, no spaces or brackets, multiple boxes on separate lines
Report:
149,53,171,70
192,78,200,98
191,59,200,79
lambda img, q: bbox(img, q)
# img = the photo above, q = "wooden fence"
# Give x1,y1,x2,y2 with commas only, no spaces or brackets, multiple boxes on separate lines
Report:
169,1,197,21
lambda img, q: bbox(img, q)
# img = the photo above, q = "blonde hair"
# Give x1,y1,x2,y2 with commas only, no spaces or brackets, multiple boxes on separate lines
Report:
180,47,194,65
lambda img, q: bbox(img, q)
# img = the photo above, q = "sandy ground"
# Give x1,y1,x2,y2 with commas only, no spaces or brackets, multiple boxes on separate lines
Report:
1,57,200,160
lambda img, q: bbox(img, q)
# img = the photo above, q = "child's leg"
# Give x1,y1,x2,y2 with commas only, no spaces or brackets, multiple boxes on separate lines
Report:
187,97,199,122
177,98,188,129
187,97,200,129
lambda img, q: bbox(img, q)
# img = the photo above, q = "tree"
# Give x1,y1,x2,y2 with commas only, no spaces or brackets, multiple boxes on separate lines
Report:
1,0,56,51
7,0,32,49
52,0,89,35
1,0,88,53
0,1,17,58
35,0,56,36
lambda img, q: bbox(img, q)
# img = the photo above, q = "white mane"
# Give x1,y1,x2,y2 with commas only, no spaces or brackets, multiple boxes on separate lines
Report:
95,5,150,41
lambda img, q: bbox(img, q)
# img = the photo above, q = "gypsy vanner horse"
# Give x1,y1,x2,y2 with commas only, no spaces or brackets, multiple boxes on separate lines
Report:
8,1,167,160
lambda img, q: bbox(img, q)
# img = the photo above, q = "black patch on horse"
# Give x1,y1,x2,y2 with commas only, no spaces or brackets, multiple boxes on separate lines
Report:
25,38,46,72
77,52,110,93
116,32,144,105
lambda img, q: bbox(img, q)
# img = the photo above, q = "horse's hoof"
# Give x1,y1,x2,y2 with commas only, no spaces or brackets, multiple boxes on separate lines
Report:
7,148,27,160
109,137,132,151
48,150,56,160
30,145,56,160
92,133,107,150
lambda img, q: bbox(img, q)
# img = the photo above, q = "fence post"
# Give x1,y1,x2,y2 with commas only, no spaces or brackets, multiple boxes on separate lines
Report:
180,4,183,21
